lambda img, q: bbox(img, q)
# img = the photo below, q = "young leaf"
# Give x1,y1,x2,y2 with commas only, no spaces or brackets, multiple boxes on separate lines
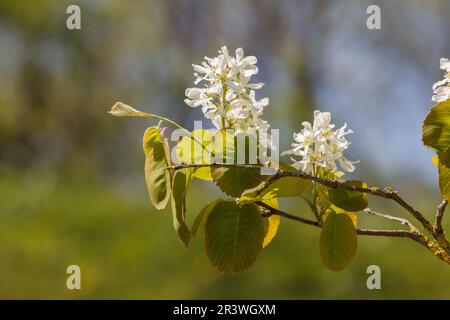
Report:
422,100,450,167
205,201,264,273
175,129,215,181
238,176,311,204
260,198,280,248
319,210,357,271
211,166,267,198
143,127,171,210
323,206,358,228
438,161,450,200
263,215,280,248
327,180,368,212
170,169,192,248
109,101,142,117
212,130,236,164
191,199,222,238
193,168,212,181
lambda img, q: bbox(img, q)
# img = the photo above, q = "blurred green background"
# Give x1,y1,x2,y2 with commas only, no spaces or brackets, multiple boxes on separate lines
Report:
0,0,449,299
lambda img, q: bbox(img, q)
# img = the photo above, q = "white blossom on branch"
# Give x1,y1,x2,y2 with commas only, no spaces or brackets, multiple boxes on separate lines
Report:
283,110,358,176
432,57,450,103
184,46,270,136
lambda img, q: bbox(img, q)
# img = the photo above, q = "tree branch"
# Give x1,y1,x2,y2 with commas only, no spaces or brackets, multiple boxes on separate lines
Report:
256,201,321,227
363,208,414,230
271,170,434,233
171,163,450,264
257,201,450,265
435,199,447,234
257,201,424,242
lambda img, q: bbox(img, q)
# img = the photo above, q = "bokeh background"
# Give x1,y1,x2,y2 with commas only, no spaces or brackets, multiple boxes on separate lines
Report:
0,0,449,299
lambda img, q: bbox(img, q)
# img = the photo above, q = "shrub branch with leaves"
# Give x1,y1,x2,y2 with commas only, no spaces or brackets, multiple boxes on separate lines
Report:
109,47,450,273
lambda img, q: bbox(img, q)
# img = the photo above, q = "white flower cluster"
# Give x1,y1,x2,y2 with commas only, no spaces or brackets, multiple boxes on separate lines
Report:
283,110,358,176
432,57,450,103
185,46,270,134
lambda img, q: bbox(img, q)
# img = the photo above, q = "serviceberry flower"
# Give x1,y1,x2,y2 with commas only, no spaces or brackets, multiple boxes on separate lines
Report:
184,46,270,135
282,110,358,176
432,57,450,103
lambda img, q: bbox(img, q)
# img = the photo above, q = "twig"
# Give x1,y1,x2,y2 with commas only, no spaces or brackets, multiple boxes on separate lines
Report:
364,208,414,229
257,202,424,242
435,199,447,234
271,170,434,233
256,201,321,227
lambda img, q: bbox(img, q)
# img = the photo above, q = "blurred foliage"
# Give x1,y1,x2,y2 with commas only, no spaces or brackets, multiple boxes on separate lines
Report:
0,0,449,298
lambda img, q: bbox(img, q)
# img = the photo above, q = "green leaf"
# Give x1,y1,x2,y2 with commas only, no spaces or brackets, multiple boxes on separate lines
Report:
170,169,191,248
205,201,264,273
175,129,213,163
327,180,368,212
422,100,450,167
438,161,450,200
260,198,280,248
212,130,236,164
191,199,222,238
263,215,280,248
212,130,264,165
109,101,142,117
238,176,311,204
211,166,267,198
143,127,171,210
319,210,357,271
175,129,215,181
323,206,358,228
432,155,439,167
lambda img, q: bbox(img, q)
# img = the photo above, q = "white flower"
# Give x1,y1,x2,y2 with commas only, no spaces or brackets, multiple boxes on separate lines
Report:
184,46,270,135
283,110,358,176
432,57,450,103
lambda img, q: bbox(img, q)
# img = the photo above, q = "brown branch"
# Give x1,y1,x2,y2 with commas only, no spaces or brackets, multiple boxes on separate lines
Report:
356,228,419,238
435,199,447,234
257,202,422,241
257,201,450,264
271,170,434,233
257,201,321,227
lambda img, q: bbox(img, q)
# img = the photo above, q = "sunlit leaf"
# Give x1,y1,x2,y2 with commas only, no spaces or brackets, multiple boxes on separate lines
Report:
432,155,439,167
205,201,264,273
212,130,236,164
322,206,357,228
422,100,450,167
175,129,215,181
319,210,357,271
438,161,450,200
433,152,450,200
260,198,280,248
193,167,212,181
327,180,368,212
109,101,142,117
176,130,211,163
143,127,171,210
239,176,311,204
170,169,192,248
